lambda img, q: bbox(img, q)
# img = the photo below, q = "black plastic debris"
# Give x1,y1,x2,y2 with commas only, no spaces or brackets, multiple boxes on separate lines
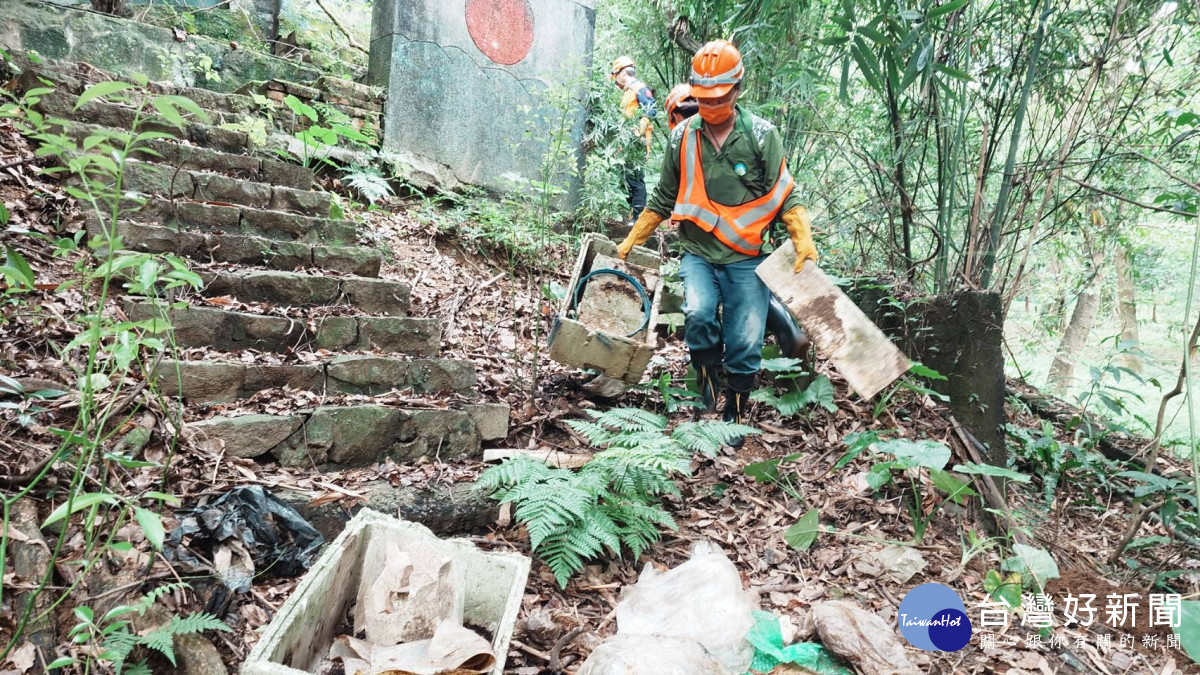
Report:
168,486,324,589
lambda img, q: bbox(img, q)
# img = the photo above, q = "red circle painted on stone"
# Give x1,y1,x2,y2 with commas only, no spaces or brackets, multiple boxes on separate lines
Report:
465,0,535,66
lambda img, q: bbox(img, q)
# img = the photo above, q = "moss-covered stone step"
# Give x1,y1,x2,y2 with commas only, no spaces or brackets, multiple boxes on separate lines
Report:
185,403,509,468
116,197,355,245
59,122,311,190
125,300,440,355
17,59,301,130
198,269,409,315
35,90,251,155
90,220,379,276
115,160,330,217
156,354,476,402
315,76,384,107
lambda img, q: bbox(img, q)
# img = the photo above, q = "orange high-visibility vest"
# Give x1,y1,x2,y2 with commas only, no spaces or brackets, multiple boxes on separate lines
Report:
670,123,795,256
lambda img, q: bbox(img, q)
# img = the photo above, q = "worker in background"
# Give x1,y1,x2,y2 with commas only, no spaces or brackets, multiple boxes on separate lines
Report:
664,84,812,369
617,41,819,447
610,56,658,224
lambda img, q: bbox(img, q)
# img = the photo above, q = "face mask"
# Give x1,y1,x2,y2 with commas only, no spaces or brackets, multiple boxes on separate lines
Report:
699,100,735,125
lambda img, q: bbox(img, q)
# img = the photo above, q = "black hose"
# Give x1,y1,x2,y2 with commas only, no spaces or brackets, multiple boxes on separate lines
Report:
573,268,652,337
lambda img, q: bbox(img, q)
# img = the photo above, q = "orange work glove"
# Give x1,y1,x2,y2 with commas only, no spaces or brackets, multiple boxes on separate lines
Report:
617,210,666,259
782,206,819,272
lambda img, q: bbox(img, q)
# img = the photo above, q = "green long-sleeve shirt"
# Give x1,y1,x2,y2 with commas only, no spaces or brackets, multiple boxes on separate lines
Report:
646,106,802,265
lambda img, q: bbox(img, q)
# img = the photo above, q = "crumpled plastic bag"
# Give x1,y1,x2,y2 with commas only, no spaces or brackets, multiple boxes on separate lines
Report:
355,539,464,644
745,611,852,675
331,619,495,675
811,601,920,675
576,634,732,675
167,486,324,591
615,541,757,672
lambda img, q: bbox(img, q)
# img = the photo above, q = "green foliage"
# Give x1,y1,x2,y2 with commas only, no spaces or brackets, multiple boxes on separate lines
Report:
342,164,394,204
479,409,754,586
0,76,200,660
1001,543,1061,590
282,94,373,168
65,584,230,673
784,508,820,551
836,431,964,543
633,360,704,413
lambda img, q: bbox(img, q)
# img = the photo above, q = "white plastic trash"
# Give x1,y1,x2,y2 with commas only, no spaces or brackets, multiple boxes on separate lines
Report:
613,541,758,673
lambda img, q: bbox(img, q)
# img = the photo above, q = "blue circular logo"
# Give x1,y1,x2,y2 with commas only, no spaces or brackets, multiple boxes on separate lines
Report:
897,583,973,651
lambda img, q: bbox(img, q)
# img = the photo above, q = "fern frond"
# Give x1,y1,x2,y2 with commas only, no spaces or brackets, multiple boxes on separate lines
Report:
124,662,152,675
167,612,231,635
477,456,552,493
564,419,616,446
100,629,137,672
595,408,667,433
140,627,176,666
673,420,761,456
601,430,672,449
133,582,190,614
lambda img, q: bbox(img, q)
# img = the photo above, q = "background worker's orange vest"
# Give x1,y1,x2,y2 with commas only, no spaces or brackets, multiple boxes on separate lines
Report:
670,124,795,255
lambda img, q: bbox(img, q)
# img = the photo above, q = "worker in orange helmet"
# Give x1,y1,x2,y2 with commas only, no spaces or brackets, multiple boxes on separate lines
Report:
664,81,813,369
610,56,658,223
617,40,819,447
664,83,699,130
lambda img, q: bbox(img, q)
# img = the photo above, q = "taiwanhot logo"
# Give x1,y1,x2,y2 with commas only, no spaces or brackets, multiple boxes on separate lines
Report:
897,583,973,652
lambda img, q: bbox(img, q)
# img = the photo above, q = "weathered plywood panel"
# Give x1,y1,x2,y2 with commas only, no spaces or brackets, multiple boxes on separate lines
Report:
757,242,909,399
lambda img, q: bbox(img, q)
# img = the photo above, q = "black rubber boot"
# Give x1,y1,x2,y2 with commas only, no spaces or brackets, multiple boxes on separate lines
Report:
766,293,813,388
694,362,720,412
722,373,756,448
690,348,722,412
766,293,811,361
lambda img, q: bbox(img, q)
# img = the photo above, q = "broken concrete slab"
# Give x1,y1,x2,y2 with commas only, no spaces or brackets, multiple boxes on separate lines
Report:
757,242,910,400
241,510,528,675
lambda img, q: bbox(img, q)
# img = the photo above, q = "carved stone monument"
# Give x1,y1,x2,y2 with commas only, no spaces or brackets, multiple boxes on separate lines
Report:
368,0,595,197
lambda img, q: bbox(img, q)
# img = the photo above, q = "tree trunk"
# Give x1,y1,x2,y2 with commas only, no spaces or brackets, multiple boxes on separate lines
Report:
1114,244,1143,374
979,0,1053,288
1048,250,1103,391
1044,256,1067,331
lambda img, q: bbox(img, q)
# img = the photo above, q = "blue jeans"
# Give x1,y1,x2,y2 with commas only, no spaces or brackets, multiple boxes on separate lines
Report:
679,252,770,376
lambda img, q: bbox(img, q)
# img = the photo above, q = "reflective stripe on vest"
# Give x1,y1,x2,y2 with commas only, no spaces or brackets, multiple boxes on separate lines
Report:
670,123,795,255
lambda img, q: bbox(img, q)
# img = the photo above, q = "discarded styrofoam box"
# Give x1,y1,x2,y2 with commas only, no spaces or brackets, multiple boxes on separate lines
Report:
240,509,530,675
548,233,664,384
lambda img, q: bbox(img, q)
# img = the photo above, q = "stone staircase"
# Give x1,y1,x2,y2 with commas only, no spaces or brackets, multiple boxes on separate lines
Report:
11,54,508,491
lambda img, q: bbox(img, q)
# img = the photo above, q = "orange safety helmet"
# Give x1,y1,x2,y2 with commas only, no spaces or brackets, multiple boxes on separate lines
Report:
610,55,635,80
665,83,697,129
688,40,743,99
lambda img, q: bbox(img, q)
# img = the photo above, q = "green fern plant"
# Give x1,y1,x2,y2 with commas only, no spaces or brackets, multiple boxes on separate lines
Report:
61,583,230,674
479,408,757,586
343,164,394,204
